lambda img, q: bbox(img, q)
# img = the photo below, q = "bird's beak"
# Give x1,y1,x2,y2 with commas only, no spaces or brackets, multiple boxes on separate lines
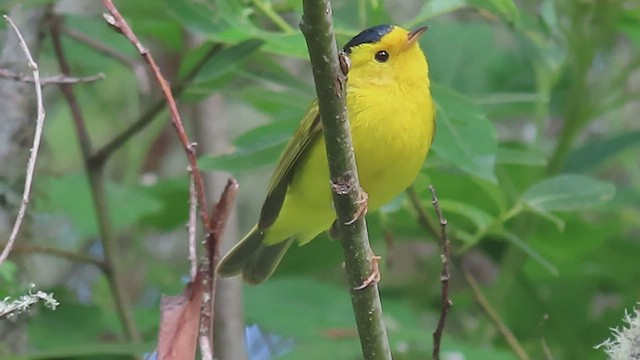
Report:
406,25,429,48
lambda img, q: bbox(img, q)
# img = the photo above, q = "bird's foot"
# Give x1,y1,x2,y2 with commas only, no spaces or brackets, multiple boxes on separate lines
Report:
354,253,381,290
345,188,368,225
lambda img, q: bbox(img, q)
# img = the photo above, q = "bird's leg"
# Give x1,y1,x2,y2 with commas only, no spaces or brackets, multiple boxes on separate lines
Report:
354,250,381,290
345,188,368,225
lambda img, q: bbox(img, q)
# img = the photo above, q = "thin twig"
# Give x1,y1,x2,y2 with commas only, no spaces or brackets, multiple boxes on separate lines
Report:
101,1,211,230
407,185,439,237
429,185,452,360
0,16,47,266
50,17,141,345
464,270,530,360
409,186,530,360
188,171,198,279
5,243,106,270
0,68,105,86
64,27,150,94
199,179,239,358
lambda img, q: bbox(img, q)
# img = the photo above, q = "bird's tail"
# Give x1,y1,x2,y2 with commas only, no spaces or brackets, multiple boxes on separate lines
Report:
217,225,294,285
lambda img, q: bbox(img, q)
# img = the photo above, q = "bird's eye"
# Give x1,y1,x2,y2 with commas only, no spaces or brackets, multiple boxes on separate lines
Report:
375,50,389,63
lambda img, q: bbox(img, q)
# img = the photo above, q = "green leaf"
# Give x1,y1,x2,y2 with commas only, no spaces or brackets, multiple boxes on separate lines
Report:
190,39,264,85
466,0,520,25
497,147,547,166
406,0,467,27
521,175,616,212
498,230,558,276
36,174,163,237
431,83,498,182
199,120,296,172
564,131,640,172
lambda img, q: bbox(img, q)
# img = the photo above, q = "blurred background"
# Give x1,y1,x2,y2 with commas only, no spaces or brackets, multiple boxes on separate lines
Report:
0,0,639,359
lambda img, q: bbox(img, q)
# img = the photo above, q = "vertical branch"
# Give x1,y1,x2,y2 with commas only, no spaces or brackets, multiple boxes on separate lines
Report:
300,1,391,359
187,173,198,279
428,185,452,360
49,17,140,344
199,179,239,358
0,16,46,266
192,91,247,360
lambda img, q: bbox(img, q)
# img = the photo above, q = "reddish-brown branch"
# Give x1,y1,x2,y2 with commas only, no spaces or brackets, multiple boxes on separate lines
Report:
429,185,452,360
100,0,211,231
199,179,239,358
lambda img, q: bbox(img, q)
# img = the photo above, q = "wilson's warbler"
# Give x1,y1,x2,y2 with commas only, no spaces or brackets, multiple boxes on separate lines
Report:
218,24,435,284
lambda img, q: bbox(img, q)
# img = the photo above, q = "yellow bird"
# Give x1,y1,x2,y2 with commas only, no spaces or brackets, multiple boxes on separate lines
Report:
218,24,435,284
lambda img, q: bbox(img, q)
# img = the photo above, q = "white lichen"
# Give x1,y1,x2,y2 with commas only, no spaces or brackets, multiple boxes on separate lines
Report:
596,304,640,360
0,284,59,319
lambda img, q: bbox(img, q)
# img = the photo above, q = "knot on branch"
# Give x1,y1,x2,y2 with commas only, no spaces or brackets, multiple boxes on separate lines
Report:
331,171,356,195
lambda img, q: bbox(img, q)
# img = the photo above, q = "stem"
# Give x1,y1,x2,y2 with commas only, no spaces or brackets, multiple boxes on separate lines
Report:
300,1,391,359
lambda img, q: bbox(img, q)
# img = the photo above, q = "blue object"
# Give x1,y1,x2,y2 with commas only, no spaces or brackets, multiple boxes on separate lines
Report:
245,324,294,360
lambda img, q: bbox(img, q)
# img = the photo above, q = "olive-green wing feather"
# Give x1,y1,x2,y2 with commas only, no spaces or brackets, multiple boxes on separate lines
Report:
258,100,322,230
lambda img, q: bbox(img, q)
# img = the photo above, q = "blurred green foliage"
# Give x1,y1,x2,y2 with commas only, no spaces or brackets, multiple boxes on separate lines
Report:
1,0,639,359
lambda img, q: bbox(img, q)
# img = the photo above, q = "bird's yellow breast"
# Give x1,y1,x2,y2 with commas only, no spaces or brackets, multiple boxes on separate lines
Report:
263,79,434,245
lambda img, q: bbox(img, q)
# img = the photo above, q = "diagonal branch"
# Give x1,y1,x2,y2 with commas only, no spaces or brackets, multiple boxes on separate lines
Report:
0,15,47,266
300,1,391,359
101,0,211,230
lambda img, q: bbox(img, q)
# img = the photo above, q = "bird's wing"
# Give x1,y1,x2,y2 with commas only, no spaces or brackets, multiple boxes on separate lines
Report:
258,100,322,230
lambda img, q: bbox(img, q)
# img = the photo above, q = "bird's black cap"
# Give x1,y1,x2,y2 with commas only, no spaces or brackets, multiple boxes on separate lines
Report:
343,24,394,53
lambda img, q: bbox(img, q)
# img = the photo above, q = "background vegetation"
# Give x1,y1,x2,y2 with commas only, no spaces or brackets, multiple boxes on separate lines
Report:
0,0,638,359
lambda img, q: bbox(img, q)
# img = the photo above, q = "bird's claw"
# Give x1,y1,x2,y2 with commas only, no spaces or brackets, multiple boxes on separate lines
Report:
345,189,368,225
354,254,381,290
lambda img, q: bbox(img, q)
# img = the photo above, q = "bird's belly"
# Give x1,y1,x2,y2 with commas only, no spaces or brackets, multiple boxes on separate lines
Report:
265,89,434,245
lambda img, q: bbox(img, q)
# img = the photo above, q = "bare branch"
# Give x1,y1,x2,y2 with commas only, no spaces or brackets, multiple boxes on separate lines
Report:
0,15,47,266
0,68,105,86
300,1,391,358
429,185,453,360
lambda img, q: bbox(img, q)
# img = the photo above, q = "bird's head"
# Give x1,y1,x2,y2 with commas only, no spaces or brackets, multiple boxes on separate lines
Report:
343,24,429,89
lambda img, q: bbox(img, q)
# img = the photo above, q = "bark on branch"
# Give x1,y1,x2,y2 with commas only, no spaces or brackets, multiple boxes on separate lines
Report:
300,1,392,359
